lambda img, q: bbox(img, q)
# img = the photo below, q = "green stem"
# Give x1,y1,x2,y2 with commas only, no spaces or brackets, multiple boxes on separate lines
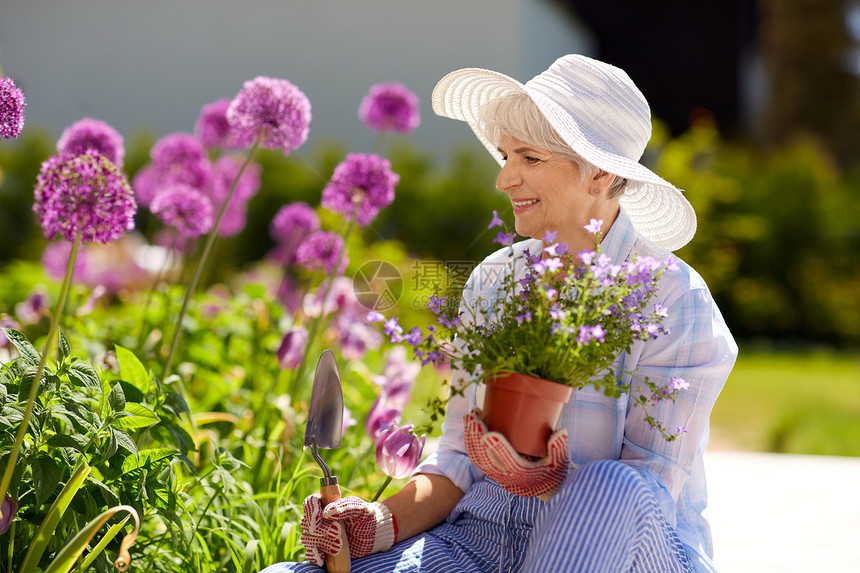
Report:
0,232,81,517
162,137,262,381
370,475,392,503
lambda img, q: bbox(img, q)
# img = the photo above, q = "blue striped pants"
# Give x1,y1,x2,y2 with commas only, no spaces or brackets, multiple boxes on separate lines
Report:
262,460,693,572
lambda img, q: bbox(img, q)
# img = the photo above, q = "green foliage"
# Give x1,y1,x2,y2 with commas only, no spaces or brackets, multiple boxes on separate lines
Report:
710,346,860,456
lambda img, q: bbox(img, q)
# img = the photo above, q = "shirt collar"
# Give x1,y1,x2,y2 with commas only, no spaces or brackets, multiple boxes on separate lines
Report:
598,207,637,265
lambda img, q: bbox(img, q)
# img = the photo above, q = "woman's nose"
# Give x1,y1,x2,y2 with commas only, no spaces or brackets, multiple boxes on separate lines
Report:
496,162,519,193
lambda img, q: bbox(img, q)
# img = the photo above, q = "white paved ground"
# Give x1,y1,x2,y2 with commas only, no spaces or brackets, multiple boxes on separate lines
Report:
704,450,860,572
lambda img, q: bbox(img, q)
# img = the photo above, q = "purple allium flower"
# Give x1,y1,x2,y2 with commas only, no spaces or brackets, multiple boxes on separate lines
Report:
375,424,426,479
585,218,603,234
130,164,161,207
41,240,90,281
150,184,214,238
15,288,48,325
209,155,261,204
277,325,308,369
295,231,347,274
358,81,420,134
488,210,503,229
33,150,137,244
270,202,320,261
365,397,402,441
150,132,211,191
0,76,26,140
194,98,238,150
214,200,248,238
57,118,125,168
227,76,311,154
0,494,19,534
321,153,399,226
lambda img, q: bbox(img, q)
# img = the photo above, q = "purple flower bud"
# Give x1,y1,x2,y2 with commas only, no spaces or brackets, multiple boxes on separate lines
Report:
375,424,426,480
276,326,308,369
0,494,18,534
488,210,503,230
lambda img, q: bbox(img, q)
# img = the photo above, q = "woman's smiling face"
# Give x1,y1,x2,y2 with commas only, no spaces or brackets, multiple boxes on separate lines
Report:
495,134,595,246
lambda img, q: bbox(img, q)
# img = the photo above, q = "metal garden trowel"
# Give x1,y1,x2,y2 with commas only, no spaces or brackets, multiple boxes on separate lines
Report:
303,349,351,573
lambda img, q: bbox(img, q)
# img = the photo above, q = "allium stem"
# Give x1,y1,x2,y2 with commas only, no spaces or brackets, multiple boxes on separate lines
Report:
162,136,262,382
0,232,81,517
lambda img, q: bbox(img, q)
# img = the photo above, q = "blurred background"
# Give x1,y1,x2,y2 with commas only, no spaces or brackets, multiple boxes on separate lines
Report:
1,0,859,452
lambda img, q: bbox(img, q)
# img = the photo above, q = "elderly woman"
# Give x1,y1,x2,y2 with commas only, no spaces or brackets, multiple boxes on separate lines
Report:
263,54,737,573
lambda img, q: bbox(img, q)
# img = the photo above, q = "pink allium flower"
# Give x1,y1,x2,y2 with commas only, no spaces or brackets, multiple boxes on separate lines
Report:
321,153,398,226
276,325,308,369
33,150,137,244
358,81,420,134
150,132,211,191
0,494,18,534
227,76,311,154
42,240,90,281
0,76,25,139
57,117,125,168
375,424,426,479
295,231,348,274
194,98,238,150
215,199,248,238
150,184,214,238
270,201,320,244
209,155,261,204
131,164,161,207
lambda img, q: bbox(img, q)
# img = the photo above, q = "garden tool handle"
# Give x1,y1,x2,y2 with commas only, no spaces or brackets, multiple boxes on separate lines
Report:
321,483,351,573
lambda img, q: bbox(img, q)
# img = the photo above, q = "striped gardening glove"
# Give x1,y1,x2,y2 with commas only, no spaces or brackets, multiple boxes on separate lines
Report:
464,408,572,501
300,494,397,566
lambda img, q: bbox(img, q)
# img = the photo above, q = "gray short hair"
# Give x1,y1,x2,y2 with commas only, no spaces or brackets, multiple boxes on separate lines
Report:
478,93,627,198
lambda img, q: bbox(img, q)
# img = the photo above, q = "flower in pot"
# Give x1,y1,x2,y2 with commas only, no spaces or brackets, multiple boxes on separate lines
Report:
373,218,689,457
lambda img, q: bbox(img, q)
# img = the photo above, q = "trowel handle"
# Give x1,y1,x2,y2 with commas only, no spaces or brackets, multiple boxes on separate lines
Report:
321,483,351,573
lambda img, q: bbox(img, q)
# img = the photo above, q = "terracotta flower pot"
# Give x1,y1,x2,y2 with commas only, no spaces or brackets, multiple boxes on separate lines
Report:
483,372,574,458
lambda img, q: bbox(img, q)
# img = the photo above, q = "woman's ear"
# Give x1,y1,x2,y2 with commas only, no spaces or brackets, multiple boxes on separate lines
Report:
592,170,617,193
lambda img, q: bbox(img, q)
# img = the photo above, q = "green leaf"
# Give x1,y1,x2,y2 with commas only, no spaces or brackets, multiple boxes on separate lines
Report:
1,328,41,366
47,433,89,452
86,475,120,506
111,427,138,457
115,344,151,395
67,361,100,389
108,382,126,412
121,447,176,473
57,328,71,364
17,366,49,403
117,379,145,403
113,402,159,431
31,455,62,507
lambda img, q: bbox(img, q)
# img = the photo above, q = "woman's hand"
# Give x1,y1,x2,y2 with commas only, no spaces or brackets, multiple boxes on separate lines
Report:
464,408,572,501
299,494,396,565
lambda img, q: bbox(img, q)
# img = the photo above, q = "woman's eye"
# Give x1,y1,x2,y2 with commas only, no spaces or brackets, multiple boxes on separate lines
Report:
525,156,540,163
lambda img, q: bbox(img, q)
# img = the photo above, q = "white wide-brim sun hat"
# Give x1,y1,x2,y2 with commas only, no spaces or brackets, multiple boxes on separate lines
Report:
431,54,696,251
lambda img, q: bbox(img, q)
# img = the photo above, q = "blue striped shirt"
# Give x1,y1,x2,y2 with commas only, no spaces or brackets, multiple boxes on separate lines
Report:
416,207,738,570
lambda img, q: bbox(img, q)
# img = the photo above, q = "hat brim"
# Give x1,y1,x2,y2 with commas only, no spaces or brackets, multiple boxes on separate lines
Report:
432,67,697,251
